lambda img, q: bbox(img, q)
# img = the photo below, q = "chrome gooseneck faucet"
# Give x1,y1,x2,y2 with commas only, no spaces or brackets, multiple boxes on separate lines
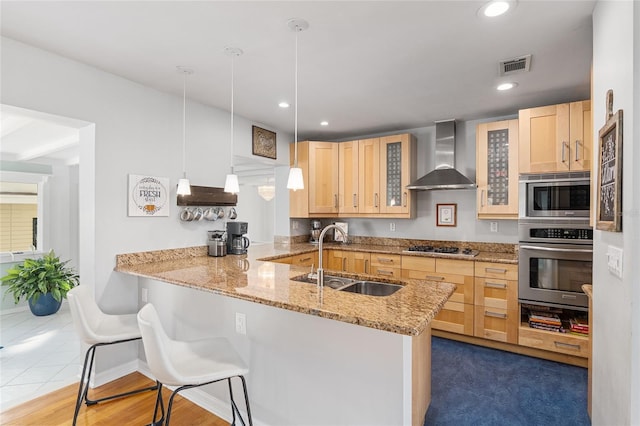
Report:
316,224,348,289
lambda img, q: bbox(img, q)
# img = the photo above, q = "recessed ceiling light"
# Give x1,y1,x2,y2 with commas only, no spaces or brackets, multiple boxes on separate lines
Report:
320,121,329,126
497,82,518,91
278,102,290,108
479,0,515,18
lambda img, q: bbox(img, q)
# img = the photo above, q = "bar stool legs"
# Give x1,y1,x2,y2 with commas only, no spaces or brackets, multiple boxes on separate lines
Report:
72,338,158,426
147,375,252,426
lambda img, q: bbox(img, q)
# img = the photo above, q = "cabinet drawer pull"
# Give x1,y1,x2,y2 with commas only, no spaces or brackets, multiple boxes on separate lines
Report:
298,257,312,263
353,194,357,208
485,310,507,319
485,267,507,274
554,341,581,351
377,269,394,276
403,192,407,207
334,194,338,208
342,258,346,271
377,257,395,264
425,275,445,281
485,282,507,289
575,140,581,161
374,193,379,208
365,259,369,274
562,141,568,163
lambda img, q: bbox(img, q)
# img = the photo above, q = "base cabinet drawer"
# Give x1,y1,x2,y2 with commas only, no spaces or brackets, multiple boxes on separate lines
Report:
287,252,319,267
474,306,518,344
432,301,474,336
518,326,589,358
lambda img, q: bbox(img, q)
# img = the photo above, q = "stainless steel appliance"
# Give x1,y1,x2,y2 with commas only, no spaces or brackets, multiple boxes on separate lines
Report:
227,221,249,255
207,230,227,257
518,173,593,309
518,172,591,219
310,220,322,244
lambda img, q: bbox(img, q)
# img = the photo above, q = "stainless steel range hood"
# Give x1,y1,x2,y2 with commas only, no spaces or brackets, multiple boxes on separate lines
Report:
406,119,476,190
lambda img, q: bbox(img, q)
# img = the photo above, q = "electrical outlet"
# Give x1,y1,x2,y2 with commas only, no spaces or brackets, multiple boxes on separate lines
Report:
292,220,299,230
141,288,148,303
235,312,247,335
607,245,623,278
490,222,498,233
390,222,396,232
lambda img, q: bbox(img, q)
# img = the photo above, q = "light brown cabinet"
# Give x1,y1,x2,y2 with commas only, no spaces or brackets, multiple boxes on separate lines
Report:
290,134,415,219
326,250,371,274
519,100,592,173
289,141,339,218
473,262,518,343
379,134,416,216
357,138,381,214
338,141,359,214
370,253,401,278
401,256,474,336
476,119,519,219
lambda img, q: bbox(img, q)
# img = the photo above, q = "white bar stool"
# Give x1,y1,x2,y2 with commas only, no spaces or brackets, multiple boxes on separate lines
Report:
137,303,253,426
67,286,157,425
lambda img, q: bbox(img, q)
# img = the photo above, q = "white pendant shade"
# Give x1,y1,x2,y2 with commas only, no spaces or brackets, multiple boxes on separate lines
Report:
258,185,275,201
287,167,304,191
177,178,191,195
224,173,240,194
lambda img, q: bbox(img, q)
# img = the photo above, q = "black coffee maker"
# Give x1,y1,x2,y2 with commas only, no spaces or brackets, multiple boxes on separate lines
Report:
226,221,250,255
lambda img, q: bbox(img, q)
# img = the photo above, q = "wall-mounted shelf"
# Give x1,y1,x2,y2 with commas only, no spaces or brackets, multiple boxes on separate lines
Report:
177,185,237,206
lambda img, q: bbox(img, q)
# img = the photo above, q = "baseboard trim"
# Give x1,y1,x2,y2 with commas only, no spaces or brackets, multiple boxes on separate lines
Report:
137,361,264,426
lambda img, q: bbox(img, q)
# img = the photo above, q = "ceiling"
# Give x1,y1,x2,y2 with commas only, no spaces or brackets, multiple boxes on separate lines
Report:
0,1,595,163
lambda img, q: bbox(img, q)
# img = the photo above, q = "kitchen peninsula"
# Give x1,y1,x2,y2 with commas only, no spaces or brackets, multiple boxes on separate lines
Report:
115,243,456,426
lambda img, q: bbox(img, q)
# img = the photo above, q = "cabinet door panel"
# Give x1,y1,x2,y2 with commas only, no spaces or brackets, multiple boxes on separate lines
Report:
358,138,380,213
570,100,592,171
476,119,519,219
339,141,359,214
309,142,339,214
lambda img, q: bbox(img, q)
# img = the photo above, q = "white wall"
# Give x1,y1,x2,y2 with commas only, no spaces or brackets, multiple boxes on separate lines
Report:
592,2,639,424
0,36,291,371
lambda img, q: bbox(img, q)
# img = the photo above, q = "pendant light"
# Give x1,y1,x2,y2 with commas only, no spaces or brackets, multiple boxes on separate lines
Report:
176,66,194,196
286,18,309,191
224,47,243,194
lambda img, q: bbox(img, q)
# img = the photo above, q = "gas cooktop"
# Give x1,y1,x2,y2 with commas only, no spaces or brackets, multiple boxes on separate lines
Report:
403,245,479,257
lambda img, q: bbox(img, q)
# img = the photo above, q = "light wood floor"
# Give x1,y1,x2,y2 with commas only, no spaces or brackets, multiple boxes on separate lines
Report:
0,372,229,425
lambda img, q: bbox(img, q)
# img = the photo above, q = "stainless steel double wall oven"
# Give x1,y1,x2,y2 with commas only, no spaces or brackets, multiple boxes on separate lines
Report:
518,172,593,310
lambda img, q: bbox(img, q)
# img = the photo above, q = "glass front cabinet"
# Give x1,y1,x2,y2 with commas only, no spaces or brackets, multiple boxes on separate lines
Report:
476,119,519,219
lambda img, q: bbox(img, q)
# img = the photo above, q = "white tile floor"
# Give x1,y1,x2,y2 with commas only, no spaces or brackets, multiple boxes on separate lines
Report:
0,302,82,411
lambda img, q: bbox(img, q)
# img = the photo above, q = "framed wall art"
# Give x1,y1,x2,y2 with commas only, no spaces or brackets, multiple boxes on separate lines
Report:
128,174,170,217
436,203,457,227
252,125,277,159
596,89,623,232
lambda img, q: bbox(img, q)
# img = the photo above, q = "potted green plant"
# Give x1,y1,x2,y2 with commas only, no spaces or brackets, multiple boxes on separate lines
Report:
1,250,79,316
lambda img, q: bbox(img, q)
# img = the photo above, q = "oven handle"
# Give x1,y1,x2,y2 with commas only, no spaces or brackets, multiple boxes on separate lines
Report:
520,245,593,254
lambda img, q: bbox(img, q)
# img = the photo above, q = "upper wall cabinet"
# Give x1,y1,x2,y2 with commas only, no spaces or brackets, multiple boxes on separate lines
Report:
289,141,339,217
476,119,519,219
379,134,416,216
289,134,416,219
519,100,592,173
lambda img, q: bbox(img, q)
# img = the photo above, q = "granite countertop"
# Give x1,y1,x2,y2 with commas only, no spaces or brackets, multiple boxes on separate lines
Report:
115,244,456,336
266,241,519,265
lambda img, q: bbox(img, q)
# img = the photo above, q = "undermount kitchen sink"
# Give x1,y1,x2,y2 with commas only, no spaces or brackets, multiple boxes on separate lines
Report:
339,281,403,296
292,274,403,296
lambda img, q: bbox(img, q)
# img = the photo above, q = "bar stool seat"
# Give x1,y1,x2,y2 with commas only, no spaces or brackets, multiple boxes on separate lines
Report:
137,303,252,425
67,286,157,425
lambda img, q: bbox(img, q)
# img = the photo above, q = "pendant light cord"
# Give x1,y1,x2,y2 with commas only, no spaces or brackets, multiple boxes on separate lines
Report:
182,71,187,178
230,54,235,174
293,28,299,168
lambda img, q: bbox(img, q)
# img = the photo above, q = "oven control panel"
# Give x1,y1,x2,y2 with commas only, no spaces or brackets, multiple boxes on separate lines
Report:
528,228,593,240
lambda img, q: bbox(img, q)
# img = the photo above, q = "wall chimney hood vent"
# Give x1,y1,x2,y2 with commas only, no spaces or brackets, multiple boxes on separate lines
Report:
406,120,476,191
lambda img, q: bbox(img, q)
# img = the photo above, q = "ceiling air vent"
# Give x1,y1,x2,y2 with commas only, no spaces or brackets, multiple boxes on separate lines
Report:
499,54,531,76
